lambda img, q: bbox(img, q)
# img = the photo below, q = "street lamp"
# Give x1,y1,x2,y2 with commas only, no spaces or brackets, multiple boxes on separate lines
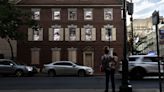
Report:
152,10,162,92
119,0,132,92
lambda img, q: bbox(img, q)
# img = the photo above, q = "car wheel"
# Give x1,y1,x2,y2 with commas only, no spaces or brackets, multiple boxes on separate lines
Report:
130,68,146,80
78,70,86,77
48,70,56,77
15,70,24,77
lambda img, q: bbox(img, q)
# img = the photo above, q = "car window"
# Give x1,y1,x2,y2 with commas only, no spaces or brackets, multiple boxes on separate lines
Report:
54,62,73,66
128,57,139,61
143,57,158,62
0,61,11,65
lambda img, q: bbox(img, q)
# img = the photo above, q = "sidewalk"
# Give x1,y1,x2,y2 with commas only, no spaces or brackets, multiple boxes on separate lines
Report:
0,89,160,92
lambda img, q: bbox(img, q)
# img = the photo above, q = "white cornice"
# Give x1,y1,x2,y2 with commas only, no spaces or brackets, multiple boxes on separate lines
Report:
16,4,122,7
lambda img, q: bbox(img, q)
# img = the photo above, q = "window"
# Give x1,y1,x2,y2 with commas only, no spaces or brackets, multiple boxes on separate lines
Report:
31,9,40,20
33,30,40,41
104,8,113,20
65,25,80,41
81,25,96,41
105,28,112,41
28,28,43,41
51,48,61,62
68,8,77,20
84,8,93,20
68,48,77,63
49,25,63,41
85,28,92,41
53,28,60,41
54,62,73,66
69,28,76,41
101,25,116,41
52,9,61,20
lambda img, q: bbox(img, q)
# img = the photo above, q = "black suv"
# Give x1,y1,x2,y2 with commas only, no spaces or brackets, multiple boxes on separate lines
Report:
0,59,37,77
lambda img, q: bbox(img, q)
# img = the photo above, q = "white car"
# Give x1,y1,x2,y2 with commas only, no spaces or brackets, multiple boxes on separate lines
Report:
42,61,94,77
119,55,164,79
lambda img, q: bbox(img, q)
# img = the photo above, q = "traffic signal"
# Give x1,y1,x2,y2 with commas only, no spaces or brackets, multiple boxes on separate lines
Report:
127,2,133,15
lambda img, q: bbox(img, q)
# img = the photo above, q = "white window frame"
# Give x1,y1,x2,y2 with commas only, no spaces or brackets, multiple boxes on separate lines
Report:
101,24,116,41
52,25,62,41
84,8,93,20
31,8,40,20
52,8,61,20
104,8,113,21
68,8,77,20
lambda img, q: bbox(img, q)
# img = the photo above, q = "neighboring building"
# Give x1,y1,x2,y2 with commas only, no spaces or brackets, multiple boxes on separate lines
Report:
128,17,164,56
127,17,156,55
16,0,124,72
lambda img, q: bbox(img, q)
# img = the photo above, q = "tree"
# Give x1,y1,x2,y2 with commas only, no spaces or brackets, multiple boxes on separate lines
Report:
0,0,34,60
128,34,147,55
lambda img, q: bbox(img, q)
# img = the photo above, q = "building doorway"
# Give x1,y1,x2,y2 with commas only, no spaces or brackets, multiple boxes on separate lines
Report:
83,51,94,68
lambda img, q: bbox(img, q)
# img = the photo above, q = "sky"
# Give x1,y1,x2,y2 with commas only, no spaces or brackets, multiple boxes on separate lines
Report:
127,0,164,24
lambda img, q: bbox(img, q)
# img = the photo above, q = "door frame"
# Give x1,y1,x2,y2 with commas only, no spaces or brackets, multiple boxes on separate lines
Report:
83,51,94,68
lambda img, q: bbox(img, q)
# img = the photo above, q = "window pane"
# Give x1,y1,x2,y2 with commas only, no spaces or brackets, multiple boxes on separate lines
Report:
53,10,60,20
33,30,40,41
104,8,113,20
68,9,77,20
32,9,40,20
69,28,76,41
105,28,112,40
84,9,92,20
85,28,92,40
53,28,60,41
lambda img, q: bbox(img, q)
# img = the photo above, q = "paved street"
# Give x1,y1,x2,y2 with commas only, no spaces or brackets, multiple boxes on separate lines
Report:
0,74,163,92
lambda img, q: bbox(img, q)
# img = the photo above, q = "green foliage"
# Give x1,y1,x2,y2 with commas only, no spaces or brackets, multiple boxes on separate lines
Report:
0,0,36,59
0,0,34,40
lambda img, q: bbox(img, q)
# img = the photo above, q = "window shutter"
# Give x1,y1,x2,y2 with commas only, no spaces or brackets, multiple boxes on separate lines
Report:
49,28,53,41
28,28,33,41
81,28,85,41
92,28,96,41
39,28,43,41
60,28,64,41
101,28,106,41
76,28,80,41
112,28,116,41
65,28,69,41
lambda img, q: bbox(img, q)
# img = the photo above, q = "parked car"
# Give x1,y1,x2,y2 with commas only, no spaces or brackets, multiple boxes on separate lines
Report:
119,55,164,79
42,61,94,77
0,59,38,77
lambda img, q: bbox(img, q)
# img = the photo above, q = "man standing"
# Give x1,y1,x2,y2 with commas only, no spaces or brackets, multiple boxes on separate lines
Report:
101,46,116,92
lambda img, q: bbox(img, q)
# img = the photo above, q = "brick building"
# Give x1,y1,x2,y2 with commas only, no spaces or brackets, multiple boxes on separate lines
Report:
16,0,124,72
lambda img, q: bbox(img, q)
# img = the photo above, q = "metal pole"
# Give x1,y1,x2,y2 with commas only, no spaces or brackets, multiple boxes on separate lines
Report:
130,0,134,55
155,24,162,92
119,0,132,91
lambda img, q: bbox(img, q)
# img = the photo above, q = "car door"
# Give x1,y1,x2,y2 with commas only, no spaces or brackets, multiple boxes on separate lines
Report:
53,62,65,75
0,61,15,74
62,62,76,75
142,57,158,73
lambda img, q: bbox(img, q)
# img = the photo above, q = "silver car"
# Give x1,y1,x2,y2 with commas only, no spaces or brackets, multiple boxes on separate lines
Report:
0,59,37,77
42,61,94,77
